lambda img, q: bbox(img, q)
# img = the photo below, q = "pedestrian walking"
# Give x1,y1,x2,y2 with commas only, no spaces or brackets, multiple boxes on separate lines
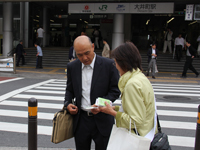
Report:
34,43,43,69
163,27,173,53
147,42,159,79
37,26,45,47
15,40,26,67
197,35,200,57
174,33,185,61
181,40,199,78
102,38,110,58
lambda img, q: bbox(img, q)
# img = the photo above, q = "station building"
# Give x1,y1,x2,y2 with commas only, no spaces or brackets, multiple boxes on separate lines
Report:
0,0,199,56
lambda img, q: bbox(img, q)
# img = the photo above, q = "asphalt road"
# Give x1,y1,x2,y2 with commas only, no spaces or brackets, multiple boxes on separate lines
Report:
0,70,200,150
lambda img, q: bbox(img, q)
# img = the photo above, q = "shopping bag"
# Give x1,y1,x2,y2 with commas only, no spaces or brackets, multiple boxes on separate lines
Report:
107,124,151,150
51,107,73,144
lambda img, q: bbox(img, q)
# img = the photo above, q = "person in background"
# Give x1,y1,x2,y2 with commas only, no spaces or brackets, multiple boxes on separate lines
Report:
102,38,110,58
93,28,100,49
163,27,173,54
69,45,76,62
181,40,199,78
146,42,159,79
197,35,200,57
37,26,45,47
99,41,157,140
64,35,120,150
34,43,43,69
15,40,26,67
174,33,185,61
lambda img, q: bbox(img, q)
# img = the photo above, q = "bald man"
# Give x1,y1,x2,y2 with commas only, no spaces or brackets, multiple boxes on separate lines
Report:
64,35,120,150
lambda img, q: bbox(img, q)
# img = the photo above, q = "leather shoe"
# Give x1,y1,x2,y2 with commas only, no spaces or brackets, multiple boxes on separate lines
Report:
152,76,156,79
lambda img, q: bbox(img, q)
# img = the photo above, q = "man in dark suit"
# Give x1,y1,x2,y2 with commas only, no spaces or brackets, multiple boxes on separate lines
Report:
15,40,26,67
64,35,120,150
181,40,199,78
146,42,159,79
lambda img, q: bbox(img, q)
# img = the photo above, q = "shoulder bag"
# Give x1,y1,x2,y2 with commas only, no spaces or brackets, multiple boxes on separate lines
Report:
51,106,73,144
150,115,171,150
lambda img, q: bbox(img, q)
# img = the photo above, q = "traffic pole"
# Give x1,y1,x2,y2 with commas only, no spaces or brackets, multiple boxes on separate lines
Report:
28,97,38,150
194,105,200,150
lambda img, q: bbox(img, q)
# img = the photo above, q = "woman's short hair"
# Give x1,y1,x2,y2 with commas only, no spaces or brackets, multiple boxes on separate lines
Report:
111,42,142,72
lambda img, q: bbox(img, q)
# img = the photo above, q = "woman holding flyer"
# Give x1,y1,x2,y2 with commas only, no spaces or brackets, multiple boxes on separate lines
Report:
99,42,157,138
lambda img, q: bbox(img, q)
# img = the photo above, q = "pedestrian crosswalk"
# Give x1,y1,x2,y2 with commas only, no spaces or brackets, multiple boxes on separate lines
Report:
0,80,199,149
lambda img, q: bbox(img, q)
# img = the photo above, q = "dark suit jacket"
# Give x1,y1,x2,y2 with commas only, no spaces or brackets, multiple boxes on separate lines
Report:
64,55,120,136
188,45,197,57
15,44,25,55
147,48,159,63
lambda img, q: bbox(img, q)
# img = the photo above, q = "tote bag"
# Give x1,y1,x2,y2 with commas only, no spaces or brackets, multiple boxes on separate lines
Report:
107,119,151,150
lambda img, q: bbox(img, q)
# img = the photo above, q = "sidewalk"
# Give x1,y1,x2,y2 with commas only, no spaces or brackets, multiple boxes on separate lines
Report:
0,66,200,84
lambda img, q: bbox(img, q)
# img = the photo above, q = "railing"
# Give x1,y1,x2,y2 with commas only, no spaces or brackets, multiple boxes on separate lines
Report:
0,53,16,74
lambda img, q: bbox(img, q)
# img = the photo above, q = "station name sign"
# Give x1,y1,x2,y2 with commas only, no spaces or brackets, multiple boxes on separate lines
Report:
68,3,174,14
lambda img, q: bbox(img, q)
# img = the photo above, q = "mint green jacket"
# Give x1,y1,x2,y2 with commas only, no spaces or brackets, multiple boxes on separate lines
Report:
115,69,156,136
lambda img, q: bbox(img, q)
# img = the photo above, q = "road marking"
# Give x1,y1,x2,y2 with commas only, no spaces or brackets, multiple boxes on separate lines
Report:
168,135,194,148
44,83,66,87
0,100,63,109
25,89,65,94
152,83,200,87
13,94,64,101
0,79,56,102
35,86,65,90
157,110,197,118
0,121,195,147
160,120,196,130
0,122,52,135
51,81,66,84
0,77,23,84
154,92,200,97
0,109,54,120
154,89,200,93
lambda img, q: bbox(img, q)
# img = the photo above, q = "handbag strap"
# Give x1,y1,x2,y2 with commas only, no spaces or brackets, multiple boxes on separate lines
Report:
157,115,162,133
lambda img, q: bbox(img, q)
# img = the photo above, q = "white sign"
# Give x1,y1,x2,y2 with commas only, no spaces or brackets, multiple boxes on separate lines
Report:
68,3,174,14
130,3,174,14
0,58,13,72
194,5,200,20
185,4,194,21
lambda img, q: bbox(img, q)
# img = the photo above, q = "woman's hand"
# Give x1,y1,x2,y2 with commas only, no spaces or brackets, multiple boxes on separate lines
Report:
99,102,117,117
90,104,100,115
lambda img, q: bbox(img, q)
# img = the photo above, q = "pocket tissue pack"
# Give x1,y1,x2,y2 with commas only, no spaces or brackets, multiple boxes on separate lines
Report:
95,97,112,107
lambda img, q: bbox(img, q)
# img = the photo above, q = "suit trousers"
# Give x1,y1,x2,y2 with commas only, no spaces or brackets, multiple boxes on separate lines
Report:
74,110,110,150
163,40,172,53
36,56,43,68
175,45,182,61
182,56,199,76
16,54,25,66
147,58,156,76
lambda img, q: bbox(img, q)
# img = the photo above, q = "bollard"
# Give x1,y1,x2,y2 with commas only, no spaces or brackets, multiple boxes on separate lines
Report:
194,105,200,150
28,97,38,150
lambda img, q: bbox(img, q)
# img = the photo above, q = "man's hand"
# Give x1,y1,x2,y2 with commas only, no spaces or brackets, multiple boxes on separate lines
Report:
67,104,78,115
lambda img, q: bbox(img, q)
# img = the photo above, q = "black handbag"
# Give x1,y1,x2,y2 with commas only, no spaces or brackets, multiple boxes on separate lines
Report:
150,116,171,150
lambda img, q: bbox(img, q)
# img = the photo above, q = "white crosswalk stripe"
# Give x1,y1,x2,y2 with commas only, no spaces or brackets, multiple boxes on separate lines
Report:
0,81,199,149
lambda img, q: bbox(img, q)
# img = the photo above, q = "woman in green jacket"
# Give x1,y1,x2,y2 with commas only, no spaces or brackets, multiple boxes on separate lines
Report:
99,42,157,138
